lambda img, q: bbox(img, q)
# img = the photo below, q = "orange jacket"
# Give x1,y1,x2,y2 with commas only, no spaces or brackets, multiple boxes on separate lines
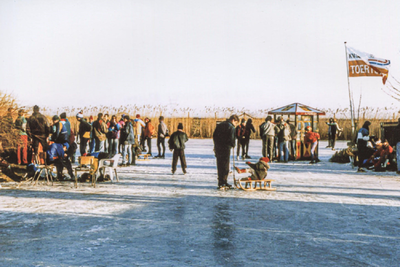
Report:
144,122,155,138
304,131,320,144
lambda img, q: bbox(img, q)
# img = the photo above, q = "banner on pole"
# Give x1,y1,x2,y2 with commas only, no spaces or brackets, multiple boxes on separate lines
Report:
347,46,390,84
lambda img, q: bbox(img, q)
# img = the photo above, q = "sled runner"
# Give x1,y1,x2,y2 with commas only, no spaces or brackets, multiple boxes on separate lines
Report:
137,154,150,161
233,174,276,191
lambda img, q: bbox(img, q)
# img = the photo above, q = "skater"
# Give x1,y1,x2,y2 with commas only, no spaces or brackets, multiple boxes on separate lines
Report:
259,116,275,160
120,115,135,166
236,119,247,159
156,116,169,158
143,117,155,156
287,119,298,160
356,121,371,172
243,118,255,159
76,113,92,156
304,126,320,164
213,114,239,189
26,105,50,156
276,117,291,162
168,123,188,174
326,118,341,150
92,113,108,152
15,109,28,165
46,142,74,181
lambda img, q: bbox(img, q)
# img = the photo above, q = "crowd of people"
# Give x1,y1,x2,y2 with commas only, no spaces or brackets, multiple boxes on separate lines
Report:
9,106,398,189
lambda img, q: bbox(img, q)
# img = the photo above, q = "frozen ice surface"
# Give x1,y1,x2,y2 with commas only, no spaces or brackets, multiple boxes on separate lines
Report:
1,139,400,266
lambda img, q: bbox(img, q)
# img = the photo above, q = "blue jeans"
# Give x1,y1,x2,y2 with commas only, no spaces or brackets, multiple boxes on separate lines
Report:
108,138,119,156
290,140,297,160
95,139,105,152
279,141,289,162
122,144,132,164
89,138,95,153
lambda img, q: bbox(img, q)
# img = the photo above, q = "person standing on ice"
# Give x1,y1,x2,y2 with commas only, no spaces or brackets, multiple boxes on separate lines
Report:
168,123,188,174
155,116,168,158
259,116,275,160
304,126,320,164
213,114,239,189
243,118,256,159
356,121,371,172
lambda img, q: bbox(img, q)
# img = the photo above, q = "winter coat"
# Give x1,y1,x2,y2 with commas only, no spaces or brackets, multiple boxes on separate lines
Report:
213,120,236,153
120,121,135,145
168,130,188,150
92,119,108,141
326,122,340,135
259,121,275,138
304,131,320,144
236,124,246,139
78,119,92,139
144,121,155,138
107,121,121,139
288,123,297,140
246,160,270,180
357,127,369,148
244,120,256,139
46,143,65,161
158,121,169,138
27,112,50,139
15,116,27,136
276,123,291,142
50,121,69,144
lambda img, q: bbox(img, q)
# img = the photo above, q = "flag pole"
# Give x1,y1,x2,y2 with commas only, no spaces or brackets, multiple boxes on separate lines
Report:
344,42,355,137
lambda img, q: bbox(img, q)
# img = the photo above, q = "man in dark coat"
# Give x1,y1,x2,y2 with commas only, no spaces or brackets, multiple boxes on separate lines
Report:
168,123,188,174
76,113,92,156
213,114,239,189
50,115,69,144
26,105,50,155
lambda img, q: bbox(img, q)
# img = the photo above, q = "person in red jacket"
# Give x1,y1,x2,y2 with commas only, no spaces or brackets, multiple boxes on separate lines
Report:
304,126,320,164
143,117,155,156
367,139,393,171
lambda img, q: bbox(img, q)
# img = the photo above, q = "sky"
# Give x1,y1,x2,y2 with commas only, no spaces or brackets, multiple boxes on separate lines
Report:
1,0,400,114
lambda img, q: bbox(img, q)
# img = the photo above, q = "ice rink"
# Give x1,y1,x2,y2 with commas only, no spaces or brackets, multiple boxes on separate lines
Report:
1,139,400,266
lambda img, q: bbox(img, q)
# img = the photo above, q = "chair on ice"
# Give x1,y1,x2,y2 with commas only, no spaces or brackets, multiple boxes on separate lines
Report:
93,154,121,187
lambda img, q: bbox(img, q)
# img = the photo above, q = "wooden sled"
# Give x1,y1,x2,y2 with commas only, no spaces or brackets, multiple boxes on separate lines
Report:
234,177,276,191
233,166,276,191
136,154,150,161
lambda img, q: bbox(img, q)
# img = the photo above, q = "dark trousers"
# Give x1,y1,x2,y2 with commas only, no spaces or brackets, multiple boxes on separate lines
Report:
131,144,137,165
172,149,187,173
145,137,152,155
157,137,166,157
80,137,89,156
358,145,369,168
236,138,246,157
216,150,230,186
243,137,250,157
331,134,336,148
262,135,275,160
32,136,48,156
53,157,74,180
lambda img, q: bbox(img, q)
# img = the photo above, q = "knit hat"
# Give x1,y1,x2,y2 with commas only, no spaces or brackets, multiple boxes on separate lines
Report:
63,142,69,150
76,113,83,119
178,123,183,130
89,115,94,120
136,114,140,118
60,112,67,119
33,105,40,111
241,118,246,123
260,157,270,163
52,115,60,121
305,126,312,131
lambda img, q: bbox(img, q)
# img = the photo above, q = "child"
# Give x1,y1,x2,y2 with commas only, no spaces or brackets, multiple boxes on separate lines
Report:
235,157,270,181
304,126,320,164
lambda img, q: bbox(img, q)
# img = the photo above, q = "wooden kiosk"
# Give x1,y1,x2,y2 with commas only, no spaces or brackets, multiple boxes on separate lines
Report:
268,103,325,160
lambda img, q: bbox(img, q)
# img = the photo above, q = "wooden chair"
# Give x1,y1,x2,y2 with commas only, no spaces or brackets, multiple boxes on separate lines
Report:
33,152,55,186
74,156,96,188
94,154,121,187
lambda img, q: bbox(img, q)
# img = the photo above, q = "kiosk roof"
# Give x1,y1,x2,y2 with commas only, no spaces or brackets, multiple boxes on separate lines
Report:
268,103,325,116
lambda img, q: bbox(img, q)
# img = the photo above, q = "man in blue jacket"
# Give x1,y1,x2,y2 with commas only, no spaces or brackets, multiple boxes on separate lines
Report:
47,142,74,181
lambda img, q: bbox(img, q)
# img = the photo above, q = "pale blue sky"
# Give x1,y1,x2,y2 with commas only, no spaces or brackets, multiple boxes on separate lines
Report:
1,0,399,113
